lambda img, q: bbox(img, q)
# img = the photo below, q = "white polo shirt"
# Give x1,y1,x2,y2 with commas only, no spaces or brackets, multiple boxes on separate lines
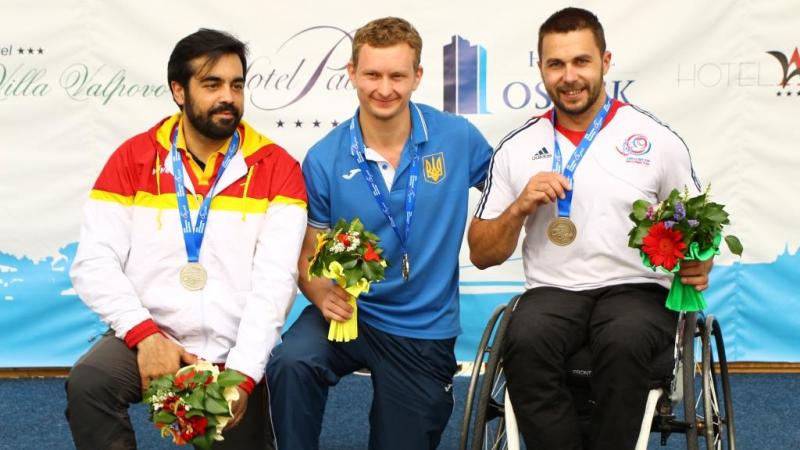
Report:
476,101,701,290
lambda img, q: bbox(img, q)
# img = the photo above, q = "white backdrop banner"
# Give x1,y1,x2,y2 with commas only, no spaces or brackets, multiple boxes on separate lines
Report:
1,0,798,366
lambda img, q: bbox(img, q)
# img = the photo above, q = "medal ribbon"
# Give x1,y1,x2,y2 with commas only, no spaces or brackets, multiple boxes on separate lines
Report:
552,95,613,218
348,105,421,272
170,125,240,264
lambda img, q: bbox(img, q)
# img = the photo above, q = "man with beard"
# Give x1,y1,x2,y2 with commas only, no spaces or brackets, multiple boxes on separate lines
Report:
468,8,713,450
66,29,306,449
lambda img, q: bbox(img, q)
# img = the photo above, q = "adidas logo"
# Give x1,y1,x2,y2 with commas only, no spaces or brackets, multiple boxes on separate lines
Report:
532,147,552,160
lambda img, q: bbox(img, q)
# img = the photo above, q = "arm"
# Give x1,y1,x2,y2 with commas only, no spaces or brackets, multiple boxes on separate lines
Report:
70,144,193,390
468,172,571,269
297,226,354,322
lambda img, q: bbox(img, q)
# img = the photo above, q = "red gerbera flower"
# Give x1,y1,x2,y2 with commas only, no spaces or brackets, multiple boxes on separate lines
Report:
642,222,687,270
363,242,380,262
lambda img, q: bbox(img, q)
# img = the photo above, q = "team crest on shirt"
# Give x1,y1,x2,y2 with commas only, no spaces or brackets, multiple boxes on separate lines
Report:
616,134,652,166
423,152,446,183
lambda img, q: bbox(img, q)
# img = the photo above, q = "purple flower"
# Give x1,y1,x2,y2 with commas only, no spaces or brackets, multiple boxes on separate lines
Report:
664,220,676,229
688,219,699,228
646,205,656,221
673,202,686,221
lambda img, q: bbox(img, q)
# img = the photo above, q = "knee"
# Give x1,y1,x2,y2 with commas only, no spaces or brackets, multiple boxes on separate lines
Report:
66,364,121,408
266,341,332,386
592,319,656,361
503,317,562,364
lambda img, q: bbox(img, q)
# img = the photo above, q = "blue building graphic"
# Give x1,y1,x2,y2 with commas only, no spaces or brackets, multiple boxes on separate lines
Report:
443,35,489,114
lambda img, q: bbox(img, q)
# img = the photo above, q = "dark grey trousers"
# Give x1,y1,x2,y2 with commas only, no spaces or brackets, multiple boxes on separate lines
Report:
65,333,274,450
502,283,678,450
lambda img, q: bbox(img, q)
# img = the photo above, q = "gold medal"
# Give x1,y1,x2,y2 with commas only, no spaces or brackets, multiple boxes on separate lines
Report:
547,217,577,246
180,262,207,290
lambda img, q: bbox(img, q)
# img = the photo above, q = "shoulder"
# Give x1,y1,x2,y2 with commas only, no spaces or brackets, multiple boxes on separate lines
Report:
305,119,351,163
495,115,549,155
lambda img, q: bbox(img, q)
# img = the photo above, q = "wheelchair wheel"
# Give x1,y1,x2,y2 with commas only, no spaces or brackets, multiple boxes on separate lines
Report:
700,315,736,450
464,299,517,450
460,302,508,450
681,312,701,450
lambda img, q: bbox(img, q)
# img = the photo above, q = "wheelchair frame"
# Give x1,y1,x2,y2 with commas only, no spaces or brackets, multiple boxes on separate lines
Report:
459,296,736,450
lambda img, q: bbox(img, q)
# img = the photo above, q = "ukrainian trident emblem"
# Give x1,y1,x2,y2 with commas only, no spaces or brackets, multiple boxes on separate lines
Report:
423,152,446,184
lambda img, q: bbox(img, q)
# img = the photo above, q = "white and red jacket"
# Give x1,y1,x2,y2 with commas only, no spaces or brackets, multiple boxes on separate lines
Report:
70,113,307,390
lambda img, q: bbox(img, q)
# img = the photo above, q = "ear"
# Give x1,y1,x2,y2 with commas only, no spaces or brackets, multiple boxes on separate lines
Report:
602,51,612,76
347,61,356,84
412,65,423,91
170,80,186,108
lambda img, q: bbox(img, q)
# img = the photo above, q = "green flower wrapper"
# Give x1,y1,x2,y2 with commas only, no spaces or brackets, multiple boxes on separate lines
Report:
641,234,721,312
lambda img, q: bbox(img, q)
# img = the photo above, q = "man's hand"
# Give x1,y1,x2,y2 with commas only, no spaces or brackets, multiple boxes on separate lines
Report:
679,259,714,291
317,284,353,322
136,333,197,391
511,172,571,218
224,386,248,431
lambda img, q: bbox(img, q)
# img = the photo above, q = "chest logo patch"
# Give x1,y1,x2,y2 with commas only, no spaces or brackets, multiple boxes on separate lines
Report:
616,134,652,166
423,152,446,184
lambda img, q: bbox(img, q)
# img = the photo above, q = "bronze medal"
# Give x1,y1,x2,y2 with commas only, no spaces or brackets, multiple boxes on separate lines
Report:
180,262,207,291
547,217,577,246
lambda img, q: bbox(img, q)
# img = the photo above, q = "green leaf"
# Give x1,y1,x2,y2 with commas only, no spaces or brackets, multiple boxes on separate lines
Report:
341,258,358,269
363,231,380,241
153,410,177,425
206,385,224,400
724,235,744,256
631,200,650,221
350,217,365,232
334,218,347,231
345,268,362,287
362,261,375,280
217,369,245,388
703,204,729,223
185,409,204,418
205,396,230,415
186,386,206,410
628,222,651,248
192,434,214,450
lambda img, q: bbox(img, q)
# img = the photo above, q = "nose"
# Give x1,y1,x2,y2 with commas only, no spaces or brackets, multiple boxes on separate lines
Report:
563,64,579,83
218,84,235,103
376,77,393,98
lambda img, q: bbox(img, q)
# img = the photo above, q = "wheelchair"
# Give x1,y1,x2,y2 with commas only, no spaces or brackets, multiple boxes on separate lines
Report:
459,295,736,450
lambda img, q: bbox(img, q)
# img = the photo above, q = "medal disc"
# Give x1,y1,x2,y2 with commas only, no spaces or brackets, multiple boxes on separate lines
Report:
180,263,207,291
547,217,577,246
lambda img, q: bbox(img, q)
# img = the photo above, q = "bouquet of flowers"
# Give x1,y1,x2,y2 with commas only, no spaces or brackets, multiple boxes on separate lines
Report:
143,360,244,449
628,186,743,311
308,217,387,342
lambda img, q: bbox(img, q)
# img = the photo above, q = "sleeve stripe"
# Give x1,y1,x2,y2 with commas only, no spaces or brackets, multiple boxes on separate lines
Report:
270,195,308,209
307,218,330,229
475,117,541,217
89,189,134,206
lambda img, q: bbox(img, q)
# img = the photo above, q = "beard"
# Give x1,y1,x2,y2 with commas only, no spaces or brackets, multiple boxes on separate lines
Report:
546,78,603,118
183,91,242,140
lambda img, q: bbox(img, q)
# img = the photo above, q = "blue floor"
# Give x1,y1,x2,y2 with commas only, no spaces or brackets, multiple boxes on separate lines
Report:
0,374,797,449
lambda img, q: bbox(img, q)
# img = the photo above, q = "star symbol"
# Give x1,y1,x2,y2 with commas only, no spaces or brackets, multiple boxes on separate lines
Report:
295,120,303,128
788,91,793,97
17,47,24,55
27,48,34,54
276,120,284,128
331,120,339,127
37,48,43,54
313,120,321,128
777,91,782,96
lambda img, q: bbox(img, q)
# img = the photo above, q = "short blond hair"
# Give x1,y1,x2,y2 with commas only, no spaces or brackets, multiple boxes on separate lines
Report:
351,17,422,69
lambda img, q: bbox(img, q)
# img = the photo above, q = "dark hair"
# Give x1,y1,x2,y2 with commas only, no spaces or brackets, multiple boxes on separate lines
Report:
352,17,423,69
538,7,606,57
167,28,248,89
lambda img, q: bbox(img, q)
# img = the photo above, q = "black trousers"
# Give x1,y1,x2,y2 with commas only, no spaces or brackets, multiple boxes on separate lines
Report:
502,283,677,450
65,333,274,450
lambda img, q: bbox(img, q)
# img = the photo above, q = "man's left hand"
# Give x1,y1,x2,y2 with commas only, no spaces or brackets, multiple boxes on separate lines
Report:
225,386,248,431
679,258,714,291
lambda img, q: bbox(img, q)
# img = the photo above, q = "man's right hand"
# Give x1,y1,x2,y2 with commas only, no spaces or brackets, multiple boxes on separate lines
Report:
316,284,354,323
511,172,572,218
136,333,197,392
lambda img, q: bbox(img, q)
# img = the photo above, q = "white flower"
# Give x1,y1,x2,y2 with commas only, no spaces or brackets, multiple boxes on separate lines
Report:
331,242,346,253
347,237,361,251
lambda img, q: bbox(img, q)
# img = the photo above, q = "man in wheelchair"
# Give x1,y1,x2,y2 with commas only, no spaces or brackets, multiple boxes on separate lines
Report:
467,7,714,450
